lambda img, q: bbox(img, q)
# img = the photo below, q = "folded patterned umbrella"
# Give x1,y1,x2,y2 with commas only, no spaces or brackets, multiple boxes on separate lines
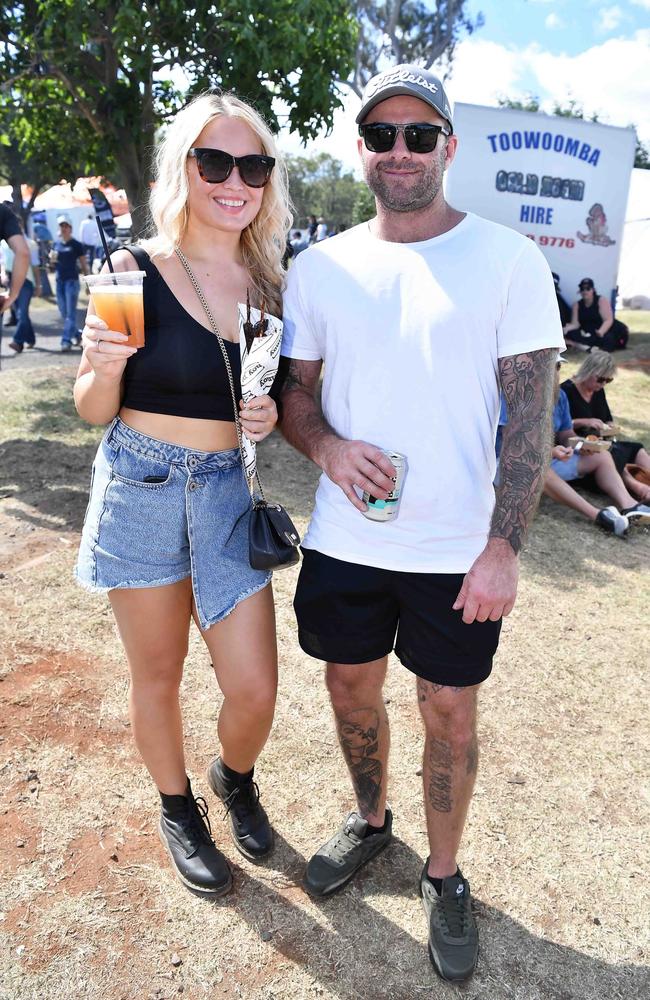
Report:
238,295,283,486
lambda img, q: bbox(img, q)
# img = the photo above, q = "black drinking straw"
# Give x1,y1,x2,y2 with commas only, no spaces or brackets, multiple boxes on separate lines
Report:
94,215,132,337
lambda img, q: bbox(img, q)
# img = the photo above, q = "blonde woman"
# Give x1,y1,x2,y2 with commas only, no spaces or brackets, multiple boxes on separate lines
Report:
561,350,650,514
74,93,291,897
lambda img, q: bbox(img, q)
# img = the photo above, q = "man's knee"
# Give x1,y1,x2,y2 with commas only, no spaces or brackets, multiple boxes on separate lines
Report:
418,682,478,745
325,659,386,710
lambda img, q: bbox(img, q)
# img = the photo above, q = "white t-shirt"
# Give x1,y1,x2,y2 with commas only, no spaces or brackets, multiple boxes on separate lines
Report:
281,212,564,573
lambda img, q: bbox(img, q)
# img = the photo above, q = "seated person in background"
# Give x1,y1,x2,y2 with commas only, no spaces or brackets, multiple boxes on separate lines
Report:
552,272,572,326
563,277,628,353
562,350,650,506
496,355,646,533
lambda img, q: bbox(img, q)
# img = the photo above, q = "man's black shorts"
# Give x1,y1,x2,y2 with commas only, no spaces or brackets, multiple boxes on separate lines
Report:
293,549,502,687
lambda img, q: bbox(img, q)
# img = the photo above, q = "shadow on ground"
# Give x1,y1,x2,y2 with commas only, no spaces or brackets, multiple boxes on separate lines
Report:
223,832,648,1000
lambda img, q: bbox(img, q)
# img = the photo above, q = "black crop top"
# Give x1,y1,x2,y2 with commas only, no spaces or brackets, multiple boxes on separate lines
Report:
121,245,242,421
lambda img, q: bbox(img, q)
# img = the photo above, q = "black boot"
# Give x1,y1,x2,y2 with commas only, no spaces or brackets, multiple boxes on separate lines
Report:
207,758,274,861
158,779,232,897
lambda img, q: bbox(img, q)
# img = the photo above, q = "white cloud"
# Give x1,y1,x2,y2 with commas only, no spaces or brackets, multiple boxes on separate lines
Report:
597,5,624,32
545,12,565,28
630,0,650,9
277,30,650,173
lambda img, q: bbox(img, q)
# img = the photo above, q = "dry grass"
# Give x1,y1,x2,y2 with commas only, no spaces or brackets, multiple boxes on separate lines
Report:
1,315,649,1000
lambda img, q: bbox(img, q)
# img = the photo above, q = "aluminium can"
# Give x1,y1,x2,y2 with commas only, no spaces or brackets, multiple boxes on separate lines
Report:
362,450,407,522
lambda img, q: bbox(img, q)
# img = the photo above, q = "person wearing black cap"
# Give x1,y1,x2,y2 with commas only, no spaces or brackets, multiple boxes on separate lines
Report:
279,63,564,982
563,277,629,352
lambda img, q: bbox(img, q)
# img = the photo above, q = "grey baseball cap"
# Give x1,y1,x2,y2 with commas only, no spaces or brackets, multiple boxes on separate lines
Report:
356,64,453,132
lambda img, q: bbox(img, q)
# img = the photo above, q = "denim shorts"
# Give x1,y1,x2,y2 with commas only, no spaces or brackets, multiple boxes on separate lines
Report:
75,418,271,629
550,453,582,482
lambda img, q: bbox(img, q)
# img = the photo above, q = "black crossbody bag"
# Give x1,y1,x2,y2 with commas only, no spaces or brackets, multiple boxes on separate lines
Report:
175,248,300,571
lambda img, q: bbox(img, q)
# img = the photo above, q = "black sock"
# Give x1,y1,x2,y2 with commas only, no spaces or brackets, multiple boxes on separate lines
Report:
364,814,389,837
426,867,461,895
219,759,254,786
160,781,190,816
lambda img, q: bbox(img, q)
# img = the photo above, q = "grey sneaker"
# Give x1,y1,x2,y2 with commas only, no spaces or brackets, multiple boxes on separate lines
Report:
595,506,628,537
420,863,478,982
304,808,392,897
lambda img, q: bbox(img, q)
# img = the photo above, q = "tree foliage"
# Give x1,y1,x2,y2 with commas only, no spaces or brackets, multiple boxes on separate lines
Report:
344,1,483,97
286,153,364,229
0,1,357,235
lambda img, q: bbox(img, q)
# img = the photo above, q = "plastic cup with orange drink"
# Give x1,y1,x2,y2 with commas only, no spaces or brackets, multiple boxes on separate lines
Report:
85,271,146,348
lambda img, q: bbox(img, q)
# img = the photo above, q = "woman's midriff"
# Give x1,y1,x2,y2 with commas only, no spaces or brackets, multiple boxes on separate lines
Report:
119,408,239,451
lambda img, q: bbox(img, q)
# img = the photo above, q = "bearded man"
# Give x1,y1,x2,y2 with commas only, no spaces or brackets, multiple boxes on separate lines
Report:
279,65,564,982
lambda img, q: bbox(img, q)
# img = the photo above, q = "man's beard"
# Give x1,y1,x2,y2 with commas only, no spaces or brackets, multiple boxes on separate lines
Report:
363,152,444,214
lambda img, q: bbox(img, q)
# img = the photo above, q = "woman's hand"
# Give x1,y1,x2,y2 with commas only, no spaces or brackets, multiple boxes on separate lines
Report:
552,445,573,461
239,395,277,442
82,315,137,382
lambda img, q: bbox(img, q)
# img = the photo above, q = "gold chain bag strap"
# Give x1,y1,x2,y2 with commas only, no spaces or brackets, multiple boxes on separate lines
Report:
174,248,300,571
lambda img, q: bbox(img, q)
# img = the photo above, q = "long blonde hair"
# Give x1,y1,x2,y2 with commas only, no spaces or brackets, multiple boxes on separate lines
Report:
143,92,291,317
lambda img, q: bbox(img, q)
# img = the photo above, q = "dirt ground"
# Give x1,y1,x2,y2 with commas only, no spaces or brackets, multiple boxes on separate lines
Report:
1,312,649,1000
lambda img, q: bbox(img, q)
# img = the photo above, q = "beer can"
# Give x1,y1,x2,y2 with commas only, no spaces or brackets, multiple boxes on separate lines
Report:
362,450,407,522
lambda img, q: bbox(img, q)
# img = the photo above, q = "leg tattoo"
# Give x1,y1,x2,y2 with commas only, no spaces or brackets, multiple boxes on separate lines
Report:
336,708,384,817
427,738,453,813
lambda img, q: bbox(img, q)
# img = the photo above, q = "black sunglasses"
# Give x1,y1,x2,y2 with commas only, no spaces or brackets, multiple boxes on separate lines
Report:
596,376,613,384
188,147,275,188
359,122,450,154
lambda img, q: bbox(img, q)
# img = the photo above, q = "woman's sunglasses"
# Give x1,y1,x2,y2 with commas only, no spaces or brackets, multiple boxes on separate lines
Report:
358,122,450,154
188,147,275,188
596,376,613,384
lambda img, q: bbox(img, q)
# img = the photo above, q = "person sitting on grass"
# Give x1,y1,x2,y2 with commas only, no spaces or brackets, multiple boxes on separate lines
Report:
561,350,650,510
563,277,628,353
496,356,645,534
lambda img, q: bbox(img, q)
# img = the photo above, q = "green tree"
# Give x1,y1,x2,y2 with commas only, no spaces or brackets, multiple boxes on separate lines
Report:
345,1,483,96
286,153,363,230
351,183,376,225
0,80,116,223
0,1,357,236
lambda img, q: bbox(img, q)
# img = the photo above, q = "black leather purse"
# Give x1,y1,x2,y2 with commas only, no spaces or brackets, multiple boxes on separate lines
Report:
175,249,301,572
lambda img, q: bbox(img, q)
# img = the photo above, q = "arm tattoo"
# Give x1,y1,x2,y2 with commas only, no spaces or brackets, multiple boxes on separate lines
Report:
336,708,384,817
282,358,308,393
493,348,556,553
427,739,453,813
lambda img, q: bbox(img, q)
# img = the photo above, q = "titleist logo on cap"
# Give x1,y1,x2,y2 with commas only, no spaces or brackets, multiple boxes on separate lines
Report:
366,68,439,98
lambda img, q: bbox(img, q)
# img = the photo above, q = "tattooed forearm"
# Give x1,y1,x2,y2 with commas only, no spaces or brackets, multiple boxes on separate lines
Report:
493,348,556,553
279,358,340,465
427,738,453,813
336,708,385,817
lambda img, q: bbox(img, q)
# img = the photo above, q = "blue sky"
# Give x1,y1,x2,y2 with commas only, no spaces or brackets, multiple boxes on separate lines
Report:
278,0,650,166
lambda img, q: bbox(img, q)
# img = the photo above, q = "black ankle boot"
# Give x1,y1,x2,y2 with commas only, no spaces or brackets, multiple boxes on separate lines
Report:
206,758,274,861
158,779,232,897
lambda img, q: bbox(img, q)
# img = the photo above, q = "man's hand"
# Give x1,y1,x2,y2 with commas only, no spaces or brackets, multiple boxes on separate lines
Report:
453,538,519,624
552,445,573,461
318,438,397,513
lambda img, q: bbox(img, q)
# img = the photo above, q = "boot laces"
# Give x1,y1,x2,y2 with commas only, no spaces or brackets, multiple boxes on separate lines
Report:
222,781,261,824
184,794,213,848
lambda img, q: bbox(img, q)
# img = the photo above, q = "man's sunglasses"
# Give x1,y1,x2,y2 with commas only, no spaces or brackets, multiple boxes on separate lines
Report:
188,147,275,188
358,122,451,154
596,376,613,384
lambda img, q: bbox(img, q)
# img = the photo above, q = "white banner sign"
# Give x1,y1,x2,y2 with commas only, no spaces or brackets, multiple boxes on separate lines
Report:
446,104,636,304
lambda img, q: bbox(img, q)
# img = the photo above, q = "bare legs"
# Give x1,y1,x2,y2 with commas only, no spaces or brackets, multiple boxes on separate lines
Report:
326,658,390,827
577,451,637,509
417,680,479,878
110,579,277,793
326,657,479,876
543,467,600,520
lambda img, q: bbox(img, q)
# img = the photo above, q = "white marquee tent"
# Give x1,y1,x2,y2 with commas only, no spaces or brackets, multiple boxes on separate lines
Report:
618,168,650,308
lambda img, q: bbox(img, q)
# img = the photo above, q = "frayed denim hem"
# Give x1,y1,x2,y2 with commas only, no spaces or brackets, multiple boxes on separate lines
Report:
198,574,272,631
73,567,192,595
